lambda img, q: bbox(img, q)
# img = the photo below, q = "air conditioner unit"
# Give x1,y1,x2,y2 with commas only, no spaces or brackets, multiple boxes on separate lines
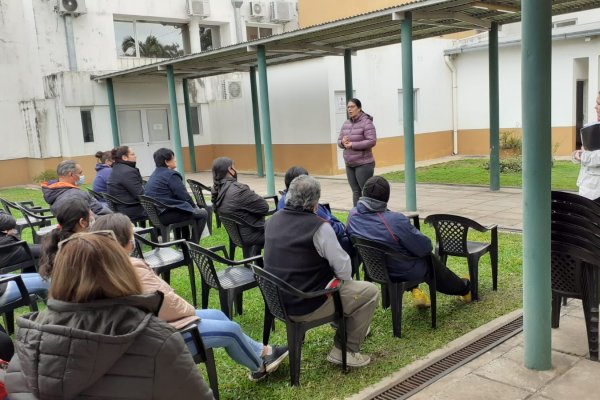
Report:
188,0,210,18
270,1,292,23
57,0,86,16
221,80,243,100
250,2,268,18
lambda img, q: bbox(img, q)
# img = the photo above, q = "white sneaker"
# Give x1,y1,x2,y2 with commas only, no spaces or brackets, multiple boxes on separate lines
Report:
327,346,371,367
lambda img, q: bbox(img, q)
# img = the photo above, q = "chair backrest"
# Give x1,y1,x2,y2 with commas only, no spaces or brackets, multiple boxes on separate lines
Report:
100,192,120,212
0,240,37,274
87,189,105,203
219,214,252,247
552,190,600,218
424,214,481,255
187,242,224,290
250,264,296,322
0,198,13,215
551,237,599,298
138,195,166,229
187,179,210,208
350,236,393,284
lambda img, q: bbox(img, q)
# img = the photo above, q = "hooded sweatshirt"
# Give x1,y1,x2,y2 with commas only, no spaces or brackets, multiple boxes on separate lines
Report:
5,293,212,400
41,181,112,216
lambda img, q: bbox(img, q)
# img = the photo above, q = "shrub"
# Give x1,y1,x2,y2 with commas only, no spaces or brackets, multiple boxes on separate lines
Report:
500,130,522,154
32,169,57,184
482,157,522,173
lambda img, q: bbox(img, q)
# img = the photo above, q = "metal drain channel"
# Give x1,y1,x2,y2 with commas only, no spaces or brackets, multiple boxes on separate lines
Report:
369,315,523,400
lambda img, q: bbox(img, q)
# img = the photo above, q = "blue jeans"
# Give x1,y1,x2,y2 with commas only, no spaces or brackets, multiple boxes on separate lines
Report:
0,273,48,306
183,309,264,372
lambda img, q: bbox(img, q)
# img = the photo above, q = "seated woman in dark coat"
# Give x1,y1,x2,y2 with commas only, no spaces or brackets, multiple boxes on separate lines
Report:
144,148,208,242
107,145,146,223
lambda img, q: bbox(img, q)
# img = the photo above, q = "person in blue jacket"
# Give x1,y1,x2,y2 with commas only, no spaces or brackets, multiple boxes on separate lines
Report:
277,166,352,255
144,148,208,243
346,176,471,307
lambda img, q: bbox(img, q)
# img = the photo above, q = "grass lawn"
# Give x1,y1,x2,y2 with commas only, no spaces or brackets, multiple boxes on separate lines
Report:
0,187,524,399
381,159,579,190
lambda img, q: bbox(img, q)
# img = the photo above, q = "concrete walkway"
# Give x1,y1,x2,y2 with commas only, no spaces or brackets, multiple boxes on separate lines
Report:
187,156,524,230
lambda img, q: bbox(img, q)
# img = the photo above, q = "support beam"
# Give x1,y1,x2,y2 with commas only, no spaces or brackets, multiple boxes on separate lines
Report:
402,12,417,212
106,78,120,147
166,65,186,178
250,66,264,177
344,49,353,103
522,0,552,371
489,22,500,191
256,45,275,195
182,78,197,172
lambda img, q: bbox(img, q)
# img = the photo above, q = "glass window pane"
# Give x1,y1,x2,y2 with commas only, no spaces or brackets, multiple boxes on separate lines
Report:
246,26,258,41
190,106,202,135
259,27,272,38
199,26,213,51
80,110,94,142
118,110,143,143
146,109,170,142
114,21,136,57
136,21,184,58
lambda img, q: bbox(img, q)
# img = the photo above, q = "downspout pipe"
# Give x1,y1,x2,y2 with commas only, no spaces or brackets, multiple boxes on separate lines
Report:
63,15,77,71
444,55,458,155
231,1,244,43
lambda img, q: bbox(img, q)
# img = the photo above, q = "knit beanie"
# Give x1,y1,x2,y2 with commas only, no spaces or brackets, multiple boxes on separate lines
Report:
0,212,16,231
362,176,390,203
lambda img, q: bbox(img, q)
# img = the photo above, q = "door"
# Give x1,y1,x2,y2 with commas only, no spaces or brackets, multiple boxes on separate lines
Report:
117,108,172,176
575,80,586,149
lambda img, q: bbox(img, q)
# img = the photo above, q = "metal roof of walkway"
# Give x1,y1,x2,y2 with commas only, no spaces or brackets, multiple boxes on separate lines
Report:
94,0,600,82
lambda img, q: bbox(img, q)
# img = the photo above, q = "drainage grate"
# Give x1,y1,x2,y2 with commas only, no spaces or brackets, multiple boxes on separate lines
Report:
369,315,523,400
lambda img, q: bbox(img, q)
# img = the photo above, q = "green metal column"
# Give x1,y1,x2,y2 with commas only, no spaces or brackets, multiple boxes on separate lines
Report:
256,45,275,196
107,78,120,147
344,49,353,103
522,0,552,371
402,12,417,211
250,66,264,177
166,65,185,178
182,79,197,172
489,22,500,191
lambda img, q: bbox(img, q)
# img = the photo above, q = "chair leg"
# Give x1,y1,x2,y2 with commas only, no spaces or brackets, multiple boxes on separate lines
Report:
161,270,171,285
467,255,480,301
428,283,437,329
234,291,244,316
582,267,599,361
262,305,274,345
490,246,498,291
3,311,14,335
215,213,222,228
381,284,390,309
287,326,303,386
389,284,403,338
201,280,211,309
188,263,197,308
338,317,347,372
204,348,219,400
218,290,232,319
551,294,562,329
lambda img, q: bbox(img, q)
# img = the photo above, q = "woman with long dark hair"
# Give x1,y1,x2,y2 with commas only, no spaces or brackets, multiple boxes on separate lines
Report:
107,145,146,223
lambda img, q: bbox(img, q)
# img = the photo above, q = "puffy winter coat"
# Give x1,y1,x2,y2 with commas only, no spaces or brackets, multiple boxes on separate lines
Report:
5,293,213,400
212,178,269,246
41,181,112,216
107,160,146,220
337,111,377,167
346,197,431,282
573,149,600,200
92,163,112,194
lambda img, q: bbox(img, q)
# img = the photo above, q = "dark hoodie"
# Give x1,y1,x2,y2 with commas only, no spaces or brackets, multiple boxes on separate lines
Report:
41,181,111,216
5,293,212,400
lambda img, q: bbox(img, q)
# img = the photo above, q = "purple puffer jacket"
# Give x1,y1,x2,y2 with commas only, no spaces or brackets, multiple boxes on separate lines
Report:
337,111,377,167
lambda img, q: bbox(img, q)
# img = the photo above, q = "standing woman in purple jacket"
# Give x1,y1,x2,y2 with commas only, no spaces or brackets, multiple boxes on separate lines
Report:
337,98,377,206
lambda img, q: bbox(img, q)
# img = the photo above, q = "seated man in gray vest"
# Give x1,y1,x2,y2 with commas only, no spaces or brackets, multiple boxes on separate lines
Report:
264,175,378,367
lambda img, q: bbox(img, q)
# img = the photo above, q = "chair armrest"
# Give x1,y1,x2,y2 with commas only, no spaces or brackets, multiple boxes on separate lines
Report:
0,275,31,303
133,232,187,249
232,254,263,266
178,320,208,363
208,245,229,259
263,195,278,216
203,245,262,266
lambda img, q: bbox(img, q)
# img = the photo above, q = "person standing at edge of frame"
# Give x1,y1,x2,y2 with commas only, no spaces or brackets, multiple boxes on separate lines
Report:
337,98,377,206
573,91,600,201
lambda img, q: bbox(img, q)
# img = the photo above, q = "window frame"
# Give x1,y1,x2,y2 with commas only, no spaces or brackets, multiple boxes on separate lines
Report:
80,108,95,143
114,19,187,59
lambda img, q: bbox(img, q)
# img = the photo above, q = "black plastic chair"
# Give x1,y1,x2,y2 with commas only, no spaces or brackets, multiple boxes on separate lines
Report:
187,179,218,234
351,236,436,338
0,198,52,236
263,195,278,216
187,242,260,318
101,192,147,227
550,237,599,361
0,240,37,274
424,214,497,301
179,321,219,399
251,264,347,386
138,195,199,243
0,275,39,334
133,228,197,308
218,213,264,259
87,188,106,203
16,204,57,244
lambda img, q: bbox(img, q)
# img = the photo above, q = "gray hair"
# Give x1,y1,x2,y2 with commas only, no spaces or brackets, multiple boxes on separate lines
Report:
285,175,321,211
57,160,77,177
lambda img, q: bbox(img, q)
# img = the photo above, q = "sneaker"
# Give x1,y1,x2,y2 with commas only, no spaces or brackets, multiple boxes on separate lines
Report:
459,277,472,303
247,345,289,381
263,345,289,373
411,288,431,308
327,346,371,368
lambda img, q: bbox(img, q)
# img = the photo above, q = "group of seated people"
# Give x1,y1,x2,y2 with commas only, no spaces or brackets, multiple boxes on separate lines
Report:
0,154,474,398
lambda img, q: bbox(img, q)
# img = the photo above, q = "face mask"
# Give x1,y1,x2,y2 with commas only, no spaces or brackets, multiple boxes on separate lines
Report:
230,167,237,180
88,216,95,227
76,175,85,186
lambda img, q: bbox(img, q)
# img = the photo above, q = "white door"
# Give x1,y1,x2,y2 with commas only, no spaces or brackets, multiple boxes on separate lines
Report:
117,108,173,176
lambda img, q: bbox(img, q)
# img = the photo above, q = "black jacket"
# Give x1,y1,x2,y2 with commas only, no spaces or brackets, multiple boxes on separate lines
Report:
145,167,196,213
107,160,146,220
212,178,269,245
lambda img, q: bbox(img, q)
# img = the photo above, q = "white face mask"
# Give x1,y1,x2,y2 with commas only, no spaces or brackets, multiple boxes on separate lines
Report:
76,175,85,186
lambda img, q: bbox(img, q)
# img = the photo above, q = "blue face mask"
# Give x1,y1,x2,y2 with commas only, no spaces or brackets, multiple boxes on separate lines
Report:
76,175,85,186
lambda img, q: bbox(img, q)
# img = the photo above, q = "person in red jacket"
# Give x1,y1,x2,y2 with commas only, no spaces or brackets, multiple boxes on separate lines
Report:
337,98,377,206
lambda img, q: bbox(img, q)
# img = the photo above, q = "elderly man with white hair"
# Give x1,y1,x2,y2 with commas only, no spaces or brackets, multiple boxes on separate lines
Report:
264,175,378,367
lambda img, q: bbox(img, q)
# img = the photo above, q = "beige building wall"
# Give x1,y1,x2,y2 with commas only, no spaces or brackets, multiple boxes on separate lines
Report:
298,0,413,27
